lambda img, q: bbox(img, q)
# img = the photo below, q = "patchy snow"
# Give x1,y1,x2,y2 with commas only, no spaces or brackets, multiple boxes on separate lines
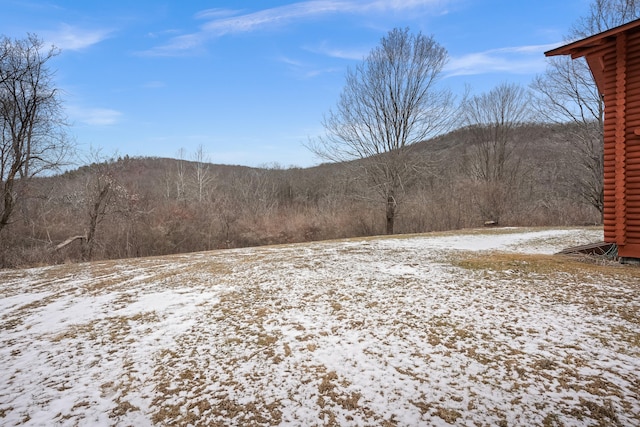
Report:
1,227,639,426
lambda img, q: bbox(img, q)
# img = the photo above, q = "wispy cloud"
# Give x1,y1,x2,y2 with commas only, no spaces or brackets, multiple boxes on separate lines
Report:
304,41,367,60
445,43,560,77
142,0,447,56
69,107,122,126
199,2,352,36
44,23,112,51
194,8,244,20
277,55,342,78
146,29,181,39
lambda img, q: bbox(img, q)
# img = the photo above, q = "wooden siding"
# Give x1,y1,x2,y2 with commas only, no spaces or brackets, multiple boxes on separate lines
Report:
547,19,640,259
626,31,640,257
599,29,640,258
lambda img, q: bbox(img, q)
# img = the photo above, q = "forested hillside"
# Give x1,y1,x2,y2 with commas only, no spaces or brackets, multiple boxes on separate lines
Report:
0,122,601,268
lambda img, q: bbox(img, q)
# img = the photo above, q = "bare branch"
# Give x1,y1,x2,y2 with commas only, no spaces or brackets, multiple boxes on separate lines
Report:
1,34,72,235
308,28,453,234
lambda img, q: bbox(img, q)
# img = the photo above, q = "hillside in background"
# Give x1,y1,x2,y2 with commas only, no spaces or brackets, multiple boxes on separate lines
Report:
1,122,601,267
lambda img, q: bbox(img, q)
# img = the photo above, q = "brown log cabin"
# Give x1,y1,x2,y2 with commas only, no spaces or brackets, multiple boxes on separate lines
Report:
546,19,640,261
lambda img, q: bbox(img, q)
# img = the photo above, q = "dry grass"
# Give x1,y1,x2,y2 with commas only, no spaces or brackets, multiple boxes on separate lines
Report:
1,227,638,426
452,252,640,282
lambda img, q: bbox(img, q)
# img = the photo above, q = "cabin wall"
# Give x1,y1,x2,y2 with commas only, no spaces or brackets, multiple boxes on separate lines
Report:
598,28,640,258
601,36,617,245
626,30,640,258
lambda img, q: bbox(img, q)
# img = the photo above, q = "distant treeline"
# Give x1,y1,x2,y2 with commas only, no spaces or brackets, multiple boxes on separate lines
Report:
0,122,600,268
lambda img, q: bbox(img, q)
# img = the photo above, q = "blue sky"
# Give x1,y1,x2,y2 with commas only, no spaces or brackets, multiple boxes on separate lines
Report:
1,0,590,167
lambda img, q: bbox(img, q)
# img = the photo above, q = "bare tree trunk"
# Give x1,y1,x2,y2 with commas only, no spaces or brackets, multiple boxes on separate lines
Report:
192,144,212,203
176,148,186,202
83,180,111,261
386,194,396,235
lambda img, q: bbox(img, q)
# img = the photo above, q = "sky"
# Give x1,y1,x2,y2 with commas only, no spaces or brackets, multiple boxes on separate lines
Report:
0,0,592,168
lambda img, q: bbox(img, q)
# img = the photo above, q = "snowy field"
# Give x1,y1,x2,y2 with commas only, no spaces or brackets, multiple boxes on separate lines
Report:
1,227,639,426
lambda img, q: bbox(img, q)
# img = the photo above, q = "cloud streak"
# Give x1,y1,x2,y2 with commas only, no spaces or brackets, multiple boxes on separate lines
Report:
445,43,561,77
45,24,112,51
69,107,122,126
143,0,447,56
304,42,368,60
276,54,342,78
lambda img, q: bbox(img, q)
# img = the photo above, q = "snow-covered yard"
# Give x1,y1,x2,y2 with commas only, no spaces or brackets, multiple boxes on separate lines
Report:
1,227,639,426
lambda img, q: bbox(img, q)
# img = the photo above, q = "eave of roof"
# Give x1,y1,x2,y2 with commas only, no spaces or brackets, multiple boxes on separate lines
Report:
545,18,640,58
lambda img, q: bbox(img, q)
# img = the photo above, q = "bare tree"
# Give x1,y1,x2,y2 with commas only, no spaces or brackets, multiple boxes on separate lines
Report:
192,144,213,203
310,28,453,234
462,83,533,224
463,83,531,182
52,149,137,261
531,58,604,215
175,147,187,202
570,0,640,37
83,168,115,260
0,34,71,235
532,0,640,217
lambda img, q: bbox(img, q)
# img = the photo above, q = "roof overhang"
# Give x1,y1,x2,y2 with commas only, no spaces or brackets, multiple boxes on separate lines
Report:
545,18,640,59
544,18,640,95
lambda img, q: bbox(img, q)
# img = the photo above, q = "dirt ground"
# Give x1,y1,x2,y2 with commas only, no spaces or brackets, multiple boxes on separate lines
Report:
1,227,638,426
